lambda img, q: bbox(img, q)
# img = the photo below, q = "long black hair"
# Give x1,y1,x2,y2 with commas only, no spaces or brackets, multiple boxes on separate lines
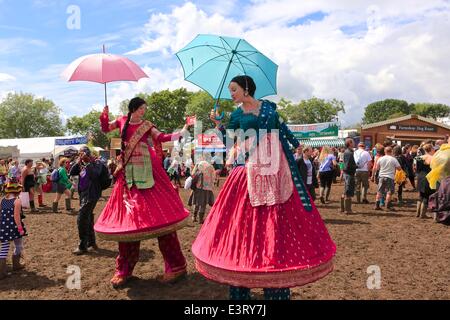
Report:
121,97,147,152
230,75,256,97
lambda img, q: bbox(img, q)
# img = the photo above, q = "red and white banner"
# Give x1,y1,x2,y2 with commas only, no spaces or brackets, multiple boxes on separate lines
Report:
196,133,226,152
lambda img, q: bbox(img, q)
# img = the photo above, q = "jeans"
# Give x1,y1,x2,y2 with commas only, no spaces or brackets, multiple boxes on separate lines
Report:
77,192,98,250
355,171,369,200
343,173,355,197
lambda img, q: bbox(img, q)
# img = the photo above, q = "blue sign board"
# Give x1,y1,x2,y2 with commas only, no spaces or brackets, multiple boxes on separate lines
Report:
55,136,88,146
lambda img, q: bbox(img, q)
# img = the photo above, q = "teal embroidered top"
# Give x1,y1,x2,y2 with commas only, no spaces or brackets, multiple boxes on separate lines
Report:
218,100,313,211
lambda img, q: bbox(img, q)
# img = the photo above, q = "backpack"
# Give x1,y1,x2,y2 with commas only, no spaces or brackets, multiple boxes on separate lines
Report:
50,169,60,182
98,162,112,190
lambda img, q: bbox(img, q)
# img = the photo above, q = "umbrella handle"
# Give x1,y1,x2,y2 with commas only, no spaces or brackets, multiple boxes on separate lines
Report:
213,102,225,121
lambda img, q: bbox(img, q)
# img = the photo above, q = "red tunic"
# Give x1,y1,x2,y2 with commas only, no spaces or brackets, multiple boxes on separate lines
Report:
94,116,189,242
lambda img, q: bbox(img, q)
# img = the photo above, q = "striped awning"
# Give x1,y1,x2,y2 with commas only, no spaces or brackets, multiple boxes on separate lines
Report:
298,138,345,148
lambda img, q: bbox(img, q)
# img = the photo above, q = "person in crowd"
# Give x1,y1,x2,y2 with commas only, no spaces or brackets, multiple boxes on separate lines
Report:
393,146,408,206
107,158,118,185
374,146,401,211
337,147,345,182
189,156,215,224
167,155,182,188
341,138,357,214
34,160,48,208
163,152,172,173
354,142,372,204
0,181,26,280
192,75,336,300
428,175,450,224
211,152,224,187
97,98,191,288
8,161,20,183
402,144,416,191
0,160,8,195
296,146,318,201
371,144,386,206
185,154,193,179
318,146,337,204
332,147,340,184
52,157,75,214
69,147,103,255
293,145,303,161
415,144,436,218
21,160,38,213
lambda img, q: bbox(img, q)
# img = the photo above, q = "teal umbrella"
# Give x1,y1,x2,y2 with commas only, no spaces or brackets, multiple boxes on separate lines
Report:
176,34,278,120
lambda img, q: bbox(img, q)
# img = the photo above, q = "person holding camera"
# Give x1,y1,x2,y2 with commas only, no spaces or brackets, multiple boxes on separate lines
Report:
69,147,102,255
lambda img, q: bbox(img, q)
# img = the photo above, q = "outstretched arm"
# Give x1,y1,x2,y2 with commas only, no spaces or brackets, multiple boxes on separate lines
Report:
100,106,119,133
151,124,189,143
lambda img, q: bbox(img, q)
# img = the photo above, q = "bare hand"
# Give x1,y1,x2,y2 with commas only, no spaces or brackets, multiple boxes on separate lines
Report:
210,109,221,126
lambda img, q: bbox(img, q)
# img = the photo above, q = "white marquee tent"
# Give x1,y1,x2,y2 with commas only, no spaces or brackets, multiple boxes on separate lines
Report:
0,137,104,164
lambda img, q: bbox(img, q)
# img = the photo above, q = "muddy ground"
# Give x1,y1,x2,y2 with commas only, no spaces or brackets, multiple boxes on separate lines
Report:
0,178,448,300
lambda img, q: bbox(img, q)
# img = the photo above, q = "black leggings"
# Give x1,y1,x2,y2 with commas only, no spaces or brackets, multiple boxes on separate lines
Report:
420,192,431,206
319,171,334,189
408,175,416,189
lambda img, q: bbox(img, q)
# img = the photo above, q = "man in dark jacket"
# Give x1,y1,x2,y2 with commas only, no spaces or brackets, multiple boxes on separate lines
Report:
341,138,357,214
69,146,102,255
296,146,318,201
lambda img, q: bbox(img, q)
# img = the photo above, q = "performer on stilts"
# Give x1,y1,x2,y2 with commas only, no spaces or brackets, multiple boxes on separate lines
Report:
192,76,336,300
96,97,191,288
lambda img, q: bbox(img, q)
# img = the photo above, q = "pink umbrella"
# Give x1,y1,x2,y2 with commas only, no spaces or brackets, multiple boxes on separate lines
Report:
62,46,148,105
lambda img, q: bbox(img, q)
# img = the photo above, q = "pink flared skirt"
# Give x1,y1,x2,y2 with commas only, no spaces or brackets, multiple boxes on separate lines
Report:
94,148,189,242
192,165,336,288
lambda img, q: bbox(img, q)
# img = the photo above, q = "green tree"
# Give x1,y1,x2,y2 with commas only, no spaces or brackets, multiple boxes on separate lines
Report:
0,92,65,138
412,103,450,120
66,111,119,149
362,99,410,124
120,89,192,132
185,91,235,130
278,97,345,124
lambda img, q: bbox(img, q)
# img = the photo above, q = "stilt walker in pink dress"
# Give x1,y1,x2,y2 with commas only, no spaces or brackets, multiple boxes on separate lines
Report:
192,76,336,300
96,97,191,288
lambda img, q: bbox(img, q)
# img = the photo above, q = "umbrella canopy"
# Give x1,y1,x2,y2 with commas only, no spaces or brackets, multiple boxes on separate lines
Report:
176,34,278,101
62,53,149,84
63,48,149,106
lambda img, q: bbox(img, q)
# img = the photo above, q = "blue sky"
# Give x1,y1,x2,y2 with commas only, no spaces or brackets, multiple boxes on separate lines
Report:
1,0,449,126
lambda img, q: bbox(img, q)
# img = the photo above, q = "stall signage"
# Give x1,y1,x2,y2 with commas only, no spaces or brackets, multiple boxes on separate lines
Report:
387,124,437,132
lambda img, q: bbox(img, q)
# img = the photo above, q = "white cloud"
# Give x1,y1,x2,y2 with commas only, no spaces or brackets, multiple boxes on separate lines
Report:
126,2,243,56
0,73,15,82
0,37,48,55
4,1,449,127
126,1,450,125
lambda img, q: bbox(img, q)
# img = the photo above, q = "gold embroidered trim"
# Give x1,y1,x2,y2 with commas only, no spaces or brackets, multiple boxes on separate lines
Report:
194,257,334,288
96,217,189,242
124,120,154,166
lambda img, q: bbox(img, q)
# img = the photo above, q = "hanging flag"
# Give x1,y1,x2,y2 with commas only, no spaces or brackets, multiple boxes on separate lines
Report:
186,116,197,126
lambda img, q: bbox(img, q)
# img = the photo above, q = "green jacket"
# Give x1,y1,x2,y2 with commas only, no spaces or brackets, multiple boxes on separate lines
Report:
58,167,72,190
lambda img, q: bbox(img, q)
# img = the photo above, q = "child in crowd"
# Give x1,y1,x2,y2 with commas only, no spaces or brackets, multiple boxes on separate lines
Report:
0,181,26,280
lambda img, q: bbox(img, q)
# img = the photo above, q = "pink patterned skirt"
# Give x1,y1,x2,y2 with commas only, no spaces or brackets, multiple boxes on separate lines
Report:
94,147,190,242
192,165,336,288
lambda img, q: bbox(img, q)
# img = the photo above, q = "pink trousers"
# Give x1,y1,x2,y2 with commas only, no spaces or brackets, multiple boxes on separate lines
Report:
115,232,186,277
